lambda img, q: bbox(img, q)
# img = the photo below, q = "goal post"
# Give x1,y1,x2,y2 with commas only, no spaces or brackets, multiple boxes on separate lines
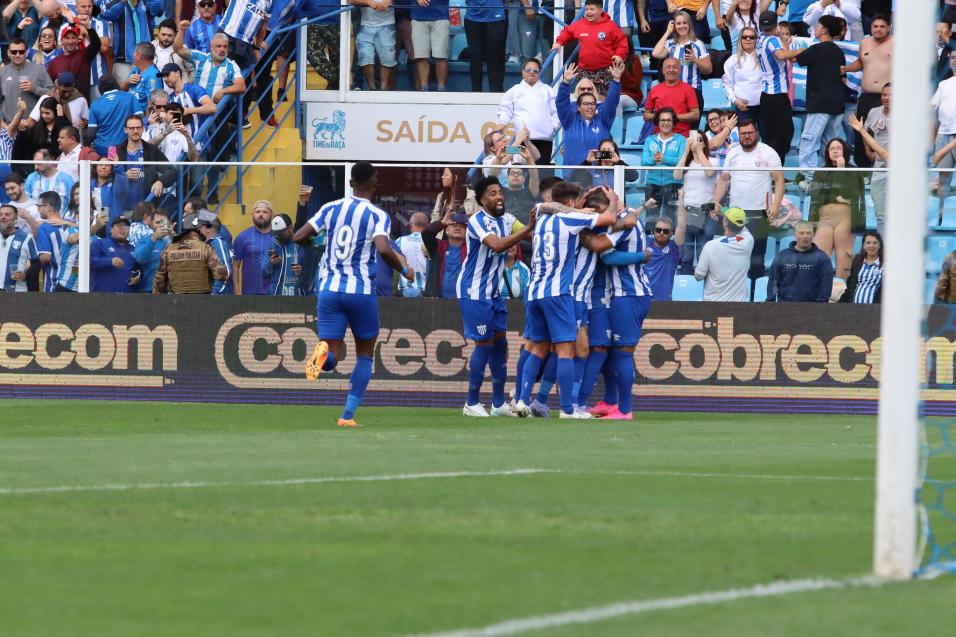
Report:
873,0,937,579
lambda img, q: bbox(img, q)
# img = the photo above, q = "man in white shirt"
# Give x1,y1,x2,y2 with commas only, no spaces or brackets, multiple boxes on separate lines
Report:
152,18,193,82
3,172,40,236
712,119,784,279
932,50,956,200
56,126,83,180
803,0,862,42
695,207,755,302
496,58,560,163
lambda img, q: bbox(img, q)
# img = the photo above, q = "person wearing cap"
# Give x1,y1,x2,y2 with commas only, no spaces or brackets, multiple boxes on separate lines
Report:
132,209,173,292
421,209,467,298
72,0,113,101
767,220,834,302
755,9,795,163
90,214,140,293
87,75,142,157
0,36,54,129
45,14,101,101
263,213,304,296
153,212,228,294
694,206,755,302
160,62,215,146
197,210,233,295
120,42,164,112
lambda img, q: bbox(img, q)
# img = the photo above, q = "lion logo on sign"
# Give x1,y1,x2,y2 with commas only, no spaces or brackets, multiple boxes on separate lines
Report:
312,110,346,141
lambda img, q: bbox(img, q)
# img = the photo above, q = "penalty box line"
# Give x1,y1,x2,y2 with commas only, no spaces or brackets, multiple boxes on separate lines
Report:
0,468,871,496
403,576,885,637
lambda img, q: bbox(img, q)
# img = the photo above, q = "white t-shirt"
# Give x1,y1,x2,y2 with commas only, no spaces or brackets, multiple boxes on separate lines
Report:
29,96,88,126
932,77,956,136
57,145,82,181
683,159,718,208
695,228,754,302
10,199,40,235
723,142,781,211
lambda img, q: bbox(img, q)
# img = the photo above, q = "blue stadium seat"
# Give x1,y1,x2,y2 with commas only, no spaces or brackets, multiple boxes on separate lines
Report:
702,78,730,110
926,235,956,274
752,276,769,302
610,117,624,145
865,196,877,230
940,197,956,230
622,116,647,148
928,196,942,227
763,236,778,269
709,31,726,51
791,116,803,148
853,234,863,255
672,275,704,301
625,190,645,210
450,33,467,61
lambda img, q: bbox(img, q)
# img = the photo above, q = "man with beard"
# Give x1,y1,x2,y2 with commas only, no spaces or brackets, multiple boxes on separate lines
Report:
232,199,276,295
293,162,413,428
457,176,534,418
0,204,39,293
46,17,101,101
153,18,192,80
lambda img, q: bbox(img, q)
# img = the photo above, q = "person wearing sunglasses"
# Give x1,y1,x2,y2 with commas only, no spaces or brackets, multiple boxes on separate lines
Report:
184,0,223,53
496,57,559,164
0,37,54,130
722,26,762,124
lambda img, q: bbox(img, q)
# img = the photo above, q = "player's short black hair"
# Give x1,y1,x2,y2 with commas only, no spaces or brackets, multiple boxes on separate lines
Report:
38,190,61,212
351,161,376,185
550,182,581,205
584,0,602,7
538,176,564,193
474,176,501,202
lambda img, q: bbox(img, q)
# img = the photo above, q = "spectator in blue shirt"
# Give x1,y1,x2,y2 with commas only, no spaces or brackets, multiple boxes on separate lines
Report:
90,215,140,292
263,213,305,296
422,210,467,298
232,200,274,295
198,212,233,294
185,1,222,53
641,107,686,224
88,76,142,156
121,42,164,112
133,209,173,292
100,0,165,78
767,221,835,302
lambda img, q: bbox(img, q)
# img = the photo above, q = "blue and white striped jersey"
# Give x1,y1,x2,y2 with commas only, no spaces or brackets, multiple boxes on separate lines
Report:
0,229,38,292
220,0,272,45
308,195,391,296
89,17,112,89
604,0,636,28
208,235,234,294
605,218,653,298
664,39,708,90
528,208,597,301
395,232,428,294
757,34,790,95
456,210,519,300
55,226,79,292
190,50,242,99
169,83,212,144
24,171,75,215
853,259,881,304
572,226,607,304
35,222,72,292
185,16,222,54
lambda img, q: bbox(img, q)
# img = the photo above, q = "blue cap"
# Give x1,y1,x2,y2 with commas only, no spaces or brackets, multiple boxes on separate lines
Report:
56,71,75,87
159,63,181,77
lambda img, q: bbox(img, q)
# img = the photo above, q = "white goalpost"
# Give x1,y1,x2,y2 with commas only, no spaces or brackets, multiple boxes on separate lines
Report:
873,0,937,579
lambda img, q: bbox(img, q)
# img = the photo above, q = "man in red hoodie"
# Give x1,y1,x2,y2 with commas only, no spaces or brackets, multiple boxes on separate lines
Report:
550,0,628,96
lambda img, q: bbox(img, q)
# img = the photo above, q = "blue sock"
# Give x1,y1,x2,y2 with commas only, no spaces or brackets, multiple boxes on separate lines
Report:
557,356,575,414
572,356,586,406
578,350,607,406
490,338,508,408
322,348,338,371
602,358,619,405
520,354,545,403
612,349,635,414
341,355,373,420
467,345,493,406
514,347,530,396
536,352,557,403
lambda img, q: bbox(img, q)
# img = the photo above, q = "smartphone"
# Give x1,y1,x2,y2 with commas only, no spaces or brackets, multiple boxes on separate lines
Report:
107,146,118,161
505,145,520,154
171,113,182,124
596,150,613,160
268,250,278,259
683,44,692,57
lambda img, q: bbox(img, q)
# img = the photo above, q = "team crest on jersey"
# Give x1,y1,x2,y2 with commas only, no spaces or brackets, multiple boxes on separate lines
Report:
483,217,498,233
476,324,487,336
598,31,606,40
12,241,20,250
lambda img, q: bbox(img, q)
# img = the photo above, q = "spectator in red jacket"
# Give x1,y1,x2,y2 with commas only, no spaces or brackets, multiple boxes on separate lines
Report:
550,0,627,96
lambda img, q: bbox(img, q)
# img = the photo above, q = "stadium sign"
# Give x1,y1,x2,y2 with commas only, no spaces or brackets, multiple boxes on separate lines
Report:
0,295,953,415
305,102,504,162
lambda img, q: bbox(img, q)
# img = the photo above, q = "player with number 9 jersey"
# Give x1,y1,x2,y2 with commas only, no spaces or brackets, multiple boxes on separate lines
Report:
295,162,412,428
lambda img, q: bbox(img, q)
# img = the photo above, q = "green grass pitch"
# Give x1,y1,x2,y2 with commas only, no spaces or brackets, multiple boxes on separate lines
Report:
0,400,953,636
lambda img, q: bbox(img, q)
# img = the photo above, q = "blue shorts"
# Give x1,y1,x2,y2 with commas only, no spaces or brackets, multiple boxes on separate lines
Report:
609,295,652,347
574,300,589,328
459,297,508,341
525,295,577,344
522,301,532,339
588,298,612,347
317,291,380,341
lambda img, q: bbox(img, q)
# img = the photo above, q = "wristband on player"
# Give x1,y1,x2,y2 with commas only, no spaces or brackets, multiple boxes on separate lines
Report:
401,266,409,276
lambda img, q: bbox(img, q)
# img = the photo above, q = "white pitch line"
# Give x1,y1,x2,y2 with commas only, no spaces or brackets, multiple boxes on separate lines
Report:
403,576,885,637
0,468,555,496
0,468,871,496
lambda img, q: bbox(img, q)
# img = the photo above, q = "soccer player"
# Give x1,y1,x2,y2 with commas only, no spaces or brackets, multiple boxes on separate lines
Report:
514,186,629,419
296,162,414,428
579,193,654,421
458,176,535,417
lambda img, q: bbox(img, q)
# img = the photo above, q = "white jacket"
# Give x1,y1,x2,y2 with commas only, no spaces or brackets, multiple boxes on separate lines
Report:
723,52,763,107
497,80,560,141
803,0,862,36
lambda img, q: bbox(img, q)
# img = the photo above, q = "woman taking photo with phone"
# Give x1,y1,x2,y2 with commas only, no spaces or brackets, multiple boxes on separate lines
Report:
652,10,711,119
